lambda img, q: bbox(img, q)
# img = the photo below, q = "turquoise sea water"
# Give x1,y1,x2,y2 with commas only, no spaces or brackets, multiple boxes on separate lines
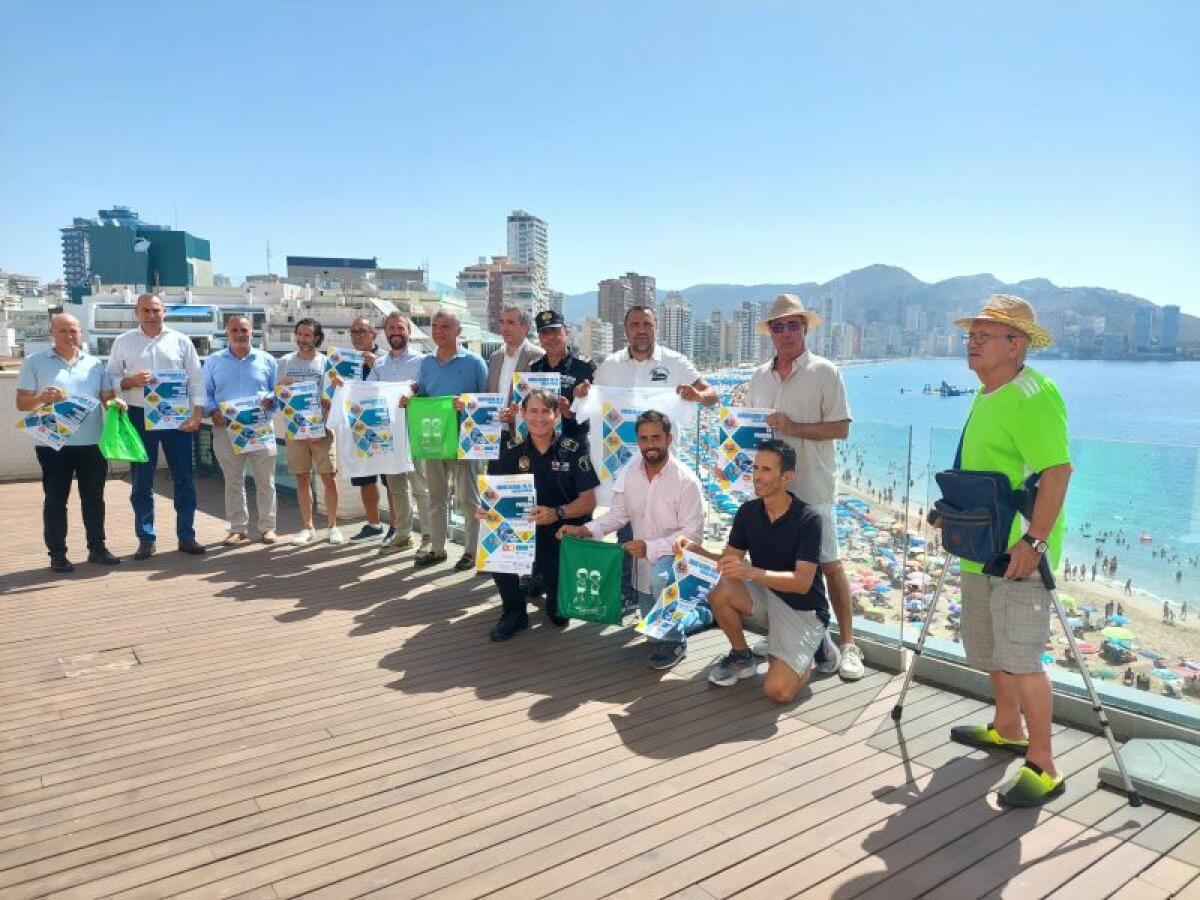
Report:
838,359,1200,604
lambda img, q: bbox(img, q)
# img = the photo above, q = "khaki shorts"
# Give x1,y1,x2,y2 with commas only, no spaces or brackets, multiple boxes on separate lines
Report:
960,572,1053,675
742,581,827,677
808,502,841,564
285,433,336,476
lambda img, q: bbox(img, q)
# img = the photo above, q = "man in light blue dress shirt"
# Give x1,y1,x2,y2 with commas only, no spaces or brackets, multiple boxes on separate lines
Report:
16,313,121,572
413,308,486,570
203,315,279,545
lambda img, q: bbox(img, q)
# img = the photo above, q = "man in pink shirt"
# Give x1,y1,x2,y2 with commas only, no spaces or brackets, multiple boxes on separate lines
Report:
560,410,709,669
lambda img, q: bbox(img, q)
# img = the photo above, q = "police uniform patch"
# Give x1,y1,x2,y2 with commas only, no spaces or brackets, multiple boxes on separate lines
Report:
579,456,592,472
518,456,531,472
561,437,578,452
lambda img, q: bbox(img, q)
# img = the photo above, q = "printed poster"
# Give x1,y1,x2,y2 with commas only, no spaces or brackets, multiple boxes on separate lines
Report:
219,396,275,455
346,395,393,458
512,371,561,440
276,380,326,440
458,392,504,460
327,348,365,397
576,385,691,504
15,395,101,451
637,548,720,640
715,406,774,498
144,369,191,430
476,473,537,574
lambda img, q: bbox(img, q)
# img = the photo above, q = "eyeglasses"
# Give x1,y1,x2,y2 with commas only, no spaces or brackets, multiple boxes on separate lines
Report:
963,332,1018,345
770,320,805,334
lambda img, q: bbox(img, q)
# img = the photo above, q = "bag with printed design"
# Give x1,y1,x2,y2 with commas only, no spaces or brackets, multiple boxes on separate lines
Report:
406,396,459,460
557,534,625,625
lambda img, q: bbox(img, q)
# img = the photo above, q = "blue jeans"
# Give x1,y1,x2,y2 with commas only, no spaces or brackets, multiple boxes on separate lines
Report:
128,406,197,542
636,555,714,648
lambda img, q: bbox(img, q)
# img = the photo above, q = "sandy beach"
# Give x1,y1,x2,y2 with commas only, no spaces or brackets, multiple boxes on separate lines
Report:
839,482,1200,706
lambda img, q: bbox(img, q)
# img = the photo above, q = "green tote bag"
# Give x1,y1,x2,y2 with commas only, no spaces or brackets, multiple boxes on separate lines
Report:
407,396,459,460
557,534,625,625
98,406,149,463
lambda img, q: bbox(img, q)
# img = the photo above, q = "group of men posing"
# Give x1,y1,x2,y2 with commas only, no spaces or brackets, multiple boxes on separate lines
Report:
19,289,1072,807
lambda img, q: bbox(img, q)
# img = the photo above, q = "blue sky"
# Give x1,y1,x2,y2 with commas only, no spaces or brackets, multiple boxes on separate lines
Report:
2,1,1198,312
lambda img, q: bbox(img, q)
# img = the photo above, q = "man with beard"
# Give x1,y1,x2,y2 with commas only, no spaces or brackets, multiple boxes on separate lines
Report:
279,318,343,546
368,312,431,555
575,305,718,606
559,410,708,668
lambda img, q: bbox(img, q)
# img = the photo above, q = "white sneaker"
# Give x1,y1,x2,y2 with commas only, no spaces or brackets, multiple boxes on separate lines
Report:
327,526,348,545
816,631,842,674
839,643,865,681
292,528,315,546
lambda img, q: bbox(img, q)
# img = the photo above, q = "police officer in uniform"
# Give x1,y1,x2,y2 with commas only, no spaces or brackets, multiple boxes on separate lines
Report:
530,309,595,440
483,387,599,641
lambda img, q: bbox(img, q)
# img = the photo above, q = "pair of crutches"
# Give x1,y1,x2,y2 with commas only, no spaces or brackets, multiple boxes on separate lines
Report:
890,545,1142,807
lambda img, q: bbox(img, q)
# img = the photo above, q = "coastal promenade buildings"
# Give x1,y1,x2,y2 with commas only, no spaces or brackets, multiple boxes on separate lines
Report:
598,271,655,351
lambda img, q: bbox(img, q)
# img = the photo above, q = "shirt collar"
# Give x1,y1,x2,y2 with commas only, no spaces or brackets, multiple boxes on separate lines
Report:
622,344,662,364
772,349,810,375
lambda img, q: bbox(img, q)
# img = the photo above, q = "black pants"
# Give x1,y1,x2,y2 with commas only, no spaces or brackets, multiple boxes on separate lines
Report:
36,444,108,557
493,528,562,619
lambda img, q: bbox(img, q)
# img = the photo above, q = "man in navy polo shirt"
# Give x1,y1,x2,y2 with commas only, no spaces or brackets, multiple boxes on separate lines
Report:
677,439,833,703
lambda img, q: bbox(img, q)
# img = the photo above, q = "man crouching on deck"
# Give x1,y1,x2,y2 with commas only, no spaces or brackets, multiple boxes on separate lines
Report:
675,439,832,703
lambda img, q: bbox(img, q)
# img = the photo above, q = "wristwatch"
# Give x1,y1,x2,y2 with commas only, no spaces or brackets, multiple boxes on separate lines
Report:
1022,533,1049,555
555,505,567,521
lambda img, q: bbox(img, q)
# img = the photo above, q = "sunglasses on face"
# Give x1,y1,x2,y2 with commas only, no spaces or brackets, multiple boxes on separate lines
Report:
770,320,805,334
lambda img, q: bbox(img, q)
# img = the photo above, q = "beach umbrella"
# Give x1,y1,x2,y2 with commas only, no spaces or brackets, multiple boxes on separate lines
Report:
1101,626,1137,643
948,602,961,614
1093,667,1117,680
1058,593,1078,612
1041,652,1056,666
1066,617,1083,629
1153,668,1180,682
1107,614,1129,625
1080,604,1095,613
874,584,890,594
1075,641,1096,654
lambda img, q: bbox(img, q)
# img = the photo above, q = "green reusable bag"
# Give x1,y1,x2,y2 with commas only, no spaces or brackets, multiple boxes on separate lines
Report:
98,406,149,463
557,534,625,625
407,396,459,460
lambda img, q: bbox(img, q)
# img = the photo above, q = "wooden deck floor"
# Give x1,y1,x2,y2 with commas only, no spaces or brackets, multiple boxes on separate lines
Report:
1,472,1198,899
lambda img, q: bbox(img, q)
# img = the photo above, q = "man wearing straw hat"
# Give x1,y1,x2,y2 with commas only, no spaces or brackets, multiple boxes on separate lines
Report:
948,294,1073,807
745,294,862,681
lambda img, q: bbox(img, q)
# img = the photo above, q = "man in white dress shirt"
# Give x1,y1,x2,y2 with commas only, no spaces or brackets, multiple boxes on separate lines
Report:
560,410,710,669
105,293,207,559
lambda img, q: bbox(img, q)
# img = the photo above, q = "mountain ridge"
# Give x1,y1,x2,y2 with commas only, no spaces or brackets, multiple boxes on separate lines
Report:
562,264,1198,345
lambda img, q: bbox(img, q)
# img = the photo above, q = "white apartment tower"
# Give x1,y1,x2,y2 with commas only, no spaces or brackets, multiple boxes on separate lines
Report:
660,291,693,358
506,210,549,315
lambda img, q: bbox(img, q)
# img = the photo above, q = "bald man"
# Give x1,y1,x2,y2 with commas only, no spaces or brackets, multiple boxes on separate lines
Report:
17,314,122,572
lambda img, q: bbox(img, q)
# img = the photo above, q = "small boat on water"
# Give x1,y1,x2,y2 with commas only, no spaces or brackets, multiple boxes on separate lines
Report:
922,380,977,397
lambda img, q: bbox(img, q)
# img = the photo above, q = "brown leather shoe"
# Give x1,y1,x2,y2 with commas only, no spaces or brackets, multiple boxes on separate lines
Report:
177,538,207,555
260,530,278,545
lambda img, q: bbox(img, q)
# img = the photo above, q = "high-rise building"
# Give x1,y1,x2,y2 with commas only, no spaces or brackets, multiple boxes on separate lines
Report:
597,271,655,351
506,210,549,314
83,222,212,293
736,301,773,365
579,316,614,361
1159,304,1181,353
548,290,564,316
1133,306,1154,352
456,256,534,333
60,206,169,300
660,291,693,357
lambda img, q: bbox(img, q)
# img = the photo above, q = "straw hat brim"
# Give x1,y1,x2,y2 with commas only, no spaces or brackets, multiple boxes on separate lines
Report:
756,310,824,335
953,313,1053,349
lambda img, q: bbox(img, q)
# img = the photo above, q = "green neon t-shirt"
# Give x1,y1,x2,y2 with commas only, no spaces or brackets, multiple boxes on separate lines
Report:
957,367,1071,573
